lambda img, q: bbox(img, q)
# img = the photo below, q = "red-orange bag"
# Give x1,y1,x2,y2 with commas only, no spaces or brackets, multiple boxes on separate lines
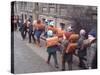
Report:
69,34,79,42
56,28,65,37
65,32,73,40
66,43,77,54
46,36,59,47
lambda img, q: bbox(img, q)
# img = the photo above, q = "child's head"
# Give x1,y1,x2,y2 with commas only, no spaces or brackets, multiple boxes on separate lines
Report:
80,29,86,36
47,30,53,37
37,20,41,24
67,26,73,32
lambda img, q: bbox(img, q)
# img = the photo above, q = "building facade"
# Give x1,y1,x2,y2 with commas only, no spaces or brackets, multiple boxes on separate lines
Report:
13,1,97,33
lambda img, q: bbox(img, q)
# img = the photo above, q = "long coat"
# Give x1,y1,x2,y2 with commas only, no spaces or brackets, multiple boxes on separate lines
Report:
78,36,86,57
86,42,97,68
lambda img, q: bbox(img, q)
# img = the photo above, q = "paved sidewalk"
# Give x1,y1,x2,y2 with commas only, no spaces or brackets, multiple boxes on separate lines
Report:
14,31,80,74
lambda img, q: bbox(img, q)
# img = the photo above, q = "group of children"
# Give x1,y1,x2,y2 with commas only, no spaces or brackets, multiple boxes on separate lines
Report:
16,18,97,71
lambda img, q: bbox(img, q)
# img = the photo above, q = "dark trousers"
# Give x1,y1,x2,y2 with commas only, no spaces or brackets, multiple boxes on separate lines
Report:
21,30,24,39
47,52,58,66
78,50,87,69
14,23,17,31
20,29,27,40
78,57,86,68
28,32,36,43
92,51,97,69
62,53,73,70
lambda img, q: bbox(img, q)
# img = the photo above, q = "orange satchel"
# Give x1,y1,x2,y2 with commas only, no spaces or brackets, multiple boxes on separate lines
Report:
56,28,65,37
65,32,73,40
66,43,78,54
46,36,59,47
65,34,79,54
69,34,79,42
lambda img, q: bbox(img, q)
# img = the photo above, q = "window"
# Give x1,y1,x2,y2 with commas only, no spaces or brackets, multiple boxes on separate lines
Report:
50,7,55,14
42,7,47,13
60,8,67,16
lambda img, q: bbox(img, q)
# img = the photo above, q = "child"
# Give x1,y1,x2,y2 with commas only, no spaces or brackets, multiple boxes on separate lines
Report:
86,31,97,69
34,20,45,47
62,32,79,70
46,30,59,68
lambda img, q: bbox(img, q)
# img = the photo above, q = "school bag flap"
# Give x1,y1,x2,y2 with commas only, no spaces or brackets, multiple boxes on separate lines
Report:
56,28,65,37
69,34,79,42
46,36,59,47
66,43,78,53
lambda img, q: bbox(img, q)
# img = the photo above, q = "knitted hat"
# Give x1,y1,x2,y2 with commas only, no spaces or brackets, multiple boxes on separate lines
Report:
80,29,86,36
67,26,72,32
88,30,96,42
49,21,55,26
89,30,96,38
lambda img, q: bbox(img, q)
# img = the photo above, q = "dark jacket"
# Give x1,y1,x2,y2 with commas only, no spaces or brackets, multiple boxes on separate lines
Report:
29,24,33,33
78,35,86,57
19,22,26,32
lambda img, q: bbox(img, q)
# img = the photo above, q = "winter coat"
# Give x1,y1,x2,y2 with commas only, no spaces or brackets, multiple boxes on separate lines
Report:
86,41,97,68
78,36,87,57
